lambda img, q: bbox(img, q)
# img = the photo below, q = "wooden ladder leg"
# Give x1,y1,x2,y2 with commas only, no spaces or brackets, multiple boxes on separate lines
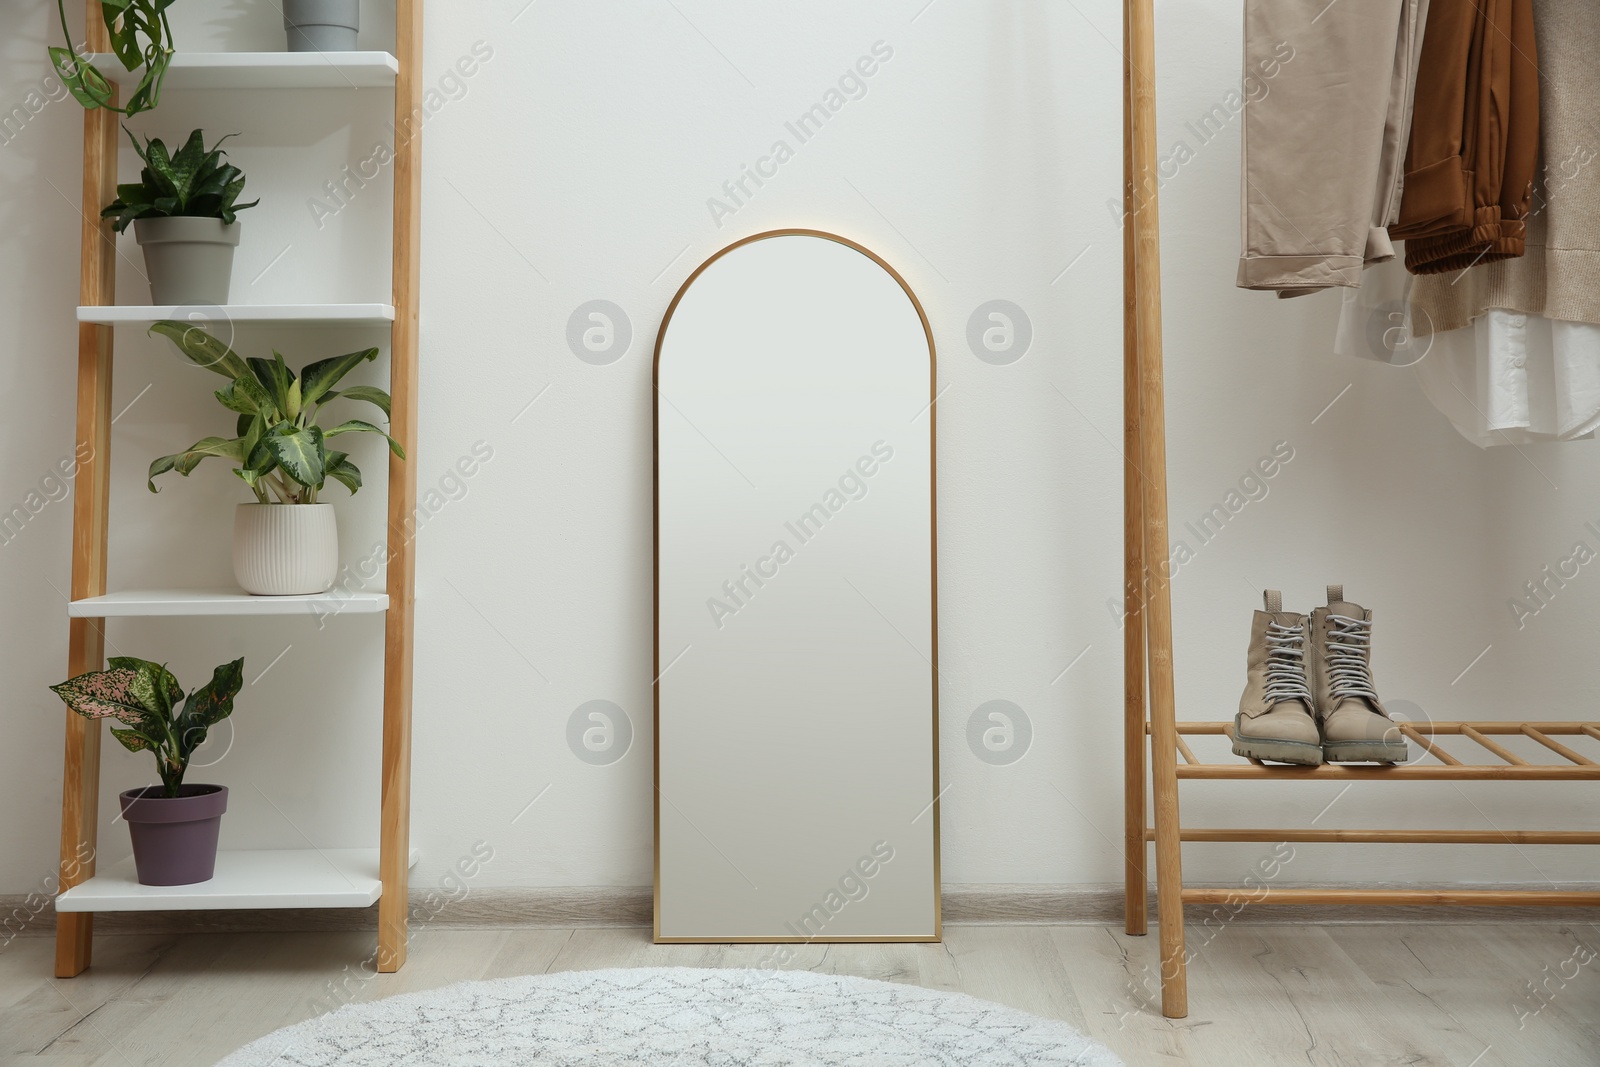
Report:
57,4,119,979
1126,0,1188,1018
377,0,423,974
1120,0,1149,940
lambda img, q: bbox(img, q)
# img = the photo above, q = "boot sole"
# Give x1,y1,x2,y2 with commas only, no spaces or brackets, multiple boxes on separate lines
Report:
1323,739,1409,764
1231,718,1324,766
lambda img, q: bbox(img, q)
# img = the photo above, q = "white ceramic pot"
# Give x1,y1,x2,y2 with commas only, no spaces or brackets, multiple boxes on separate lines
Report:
233,503,338,596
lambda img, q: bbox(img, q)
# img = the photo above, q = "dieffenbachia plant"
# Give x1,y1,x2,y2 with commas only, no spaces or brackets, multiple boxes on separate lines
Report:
50,657,244,797
51,0,177,117
147,322,404,505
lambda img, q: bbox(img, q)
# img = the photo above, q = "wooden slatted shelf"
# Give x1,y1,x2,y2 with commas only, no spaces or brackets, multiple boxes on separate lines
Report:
1152,721,1600,780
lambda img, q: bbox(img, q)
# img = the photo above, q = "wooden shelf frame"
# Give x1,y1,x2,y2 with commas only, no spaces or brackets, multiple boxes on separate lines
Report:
1118,0,1600,1019
54,2,422,978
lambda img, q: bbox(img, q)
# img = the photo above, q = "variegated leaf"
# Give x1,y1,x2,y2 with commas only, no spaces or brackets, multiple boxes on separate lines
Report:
49,668,151,726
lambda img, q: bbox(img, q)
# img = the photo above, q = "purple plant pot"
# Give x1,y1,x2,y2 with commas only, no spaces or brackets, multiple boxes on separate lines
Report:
119,785,228,886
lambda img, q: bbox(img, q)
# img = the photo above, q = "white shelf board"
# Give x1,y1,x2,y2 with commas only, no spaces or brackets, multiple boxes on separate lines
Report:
56,847,419,912
88,51,398,90
70,589,387,618
79,304,395,327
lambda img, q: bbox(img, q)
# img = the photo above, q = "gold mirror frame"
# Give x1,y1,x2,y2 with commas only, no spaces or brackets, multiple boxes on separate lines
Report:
651,228,941,943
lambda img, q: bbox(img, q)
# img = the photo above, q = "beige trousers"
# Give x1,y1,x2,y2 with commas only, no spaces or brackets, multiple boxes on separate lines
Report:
1236,0,1430,295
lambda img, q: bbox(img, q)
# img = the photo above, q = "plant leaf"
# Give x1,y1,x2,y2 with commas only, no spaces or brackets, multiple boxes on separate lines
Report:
325,452,362,495
148,436,244,489
216,375,278,421
324,420,405,458
263,422,326,488
173,436,245,476
248,353,297,414
50,668,155,727
49,46,117,110
121,661,178,720
108,656,182,713
165,127,207,206
299,348,379,406
148,321,252,379
110,726,156,754
330,385,391,419
175,657,243,758
147,453,176,493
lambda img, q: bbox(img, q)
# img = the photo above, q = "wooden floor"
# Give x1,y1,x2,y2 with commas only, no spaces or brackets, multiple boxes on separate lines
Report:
3,923,1598,1066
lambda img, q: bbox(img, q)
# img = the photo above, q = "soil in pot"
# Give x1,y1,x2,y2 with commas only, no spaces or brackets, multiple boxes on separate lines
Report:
284,0,360,51
119,784,229,886
134,217,240,305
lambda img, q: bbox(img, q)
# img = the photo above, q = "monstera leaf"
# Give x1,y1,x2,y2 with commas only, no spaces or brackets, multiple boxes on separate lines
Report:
50,0,177,117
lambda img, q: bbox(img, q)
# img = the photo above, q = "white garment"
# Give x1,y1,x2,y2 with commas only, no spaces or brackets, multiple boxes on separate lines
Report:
1415,312,1600,447
1333,259,1600,447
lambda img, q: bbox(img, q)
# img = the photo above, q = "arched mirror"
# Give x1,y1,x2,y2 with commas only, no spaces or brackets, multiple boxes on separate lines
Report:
654,230,939,942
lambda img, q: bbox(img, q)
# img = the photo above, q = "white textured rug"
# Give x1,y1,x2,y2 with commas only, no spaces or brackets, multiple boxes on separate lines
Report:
216,966,1123,1066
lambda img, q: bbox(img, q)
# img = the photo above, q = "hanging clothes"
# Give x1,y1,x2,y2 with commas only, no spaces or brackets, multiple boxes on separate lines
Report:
1399,0,1600,446
1333,259,1600,447
1389,0,1540,274
1415,312,1600,446
1410,0,1600,328
1235,0,1430,296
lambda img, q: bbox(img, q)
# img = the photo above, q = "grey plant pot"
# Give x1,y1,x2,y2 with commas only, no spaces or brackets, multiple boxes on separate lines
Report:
133,217,240,306
284,0,360,52
120,784,228,886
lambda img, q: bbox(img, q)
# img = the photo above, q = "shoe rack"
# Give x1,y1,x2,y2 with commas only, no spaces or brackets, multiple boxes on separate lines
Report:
1119,0,1600,1020
52,1,423,976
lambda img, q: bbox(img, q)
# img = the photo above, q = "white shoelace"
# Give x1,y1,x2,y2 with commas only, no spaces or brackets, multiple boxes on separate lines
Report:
1263,621,1312,707
1326,613,1380,705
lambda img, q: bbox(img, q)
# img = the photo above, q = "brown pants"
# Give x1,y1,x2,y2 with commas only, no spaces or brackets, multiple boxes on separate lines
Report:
1237,0,1430,294
1391,0,1540,274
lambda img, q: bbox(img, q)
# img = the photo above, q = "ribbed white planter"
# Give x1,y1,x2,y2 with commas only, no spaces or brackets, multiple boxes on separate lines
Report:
233,504,338,596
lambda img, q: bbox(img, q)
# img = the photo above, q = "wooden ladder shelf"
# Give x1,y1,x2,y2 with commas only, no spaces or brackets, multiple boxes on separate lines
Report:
53,0,423,977
1118,0,1600,1020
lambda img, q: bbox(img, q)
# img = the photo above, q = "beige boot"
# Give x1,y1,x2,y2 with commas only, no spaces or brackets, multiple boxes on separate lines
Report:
1232,590,1322,766
1310,585,1407,763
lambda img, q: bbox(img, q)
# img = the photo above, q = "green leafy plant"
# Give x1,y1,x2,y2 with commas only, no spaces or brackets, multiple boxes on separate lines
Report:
50,657,244,797
51,0,177,117
101,128,259,233
147,323,404,505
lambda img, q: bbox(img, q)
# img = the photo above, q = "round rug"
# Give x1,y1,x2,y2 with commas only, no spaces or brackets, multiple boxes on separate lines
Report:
217,966,1124,1066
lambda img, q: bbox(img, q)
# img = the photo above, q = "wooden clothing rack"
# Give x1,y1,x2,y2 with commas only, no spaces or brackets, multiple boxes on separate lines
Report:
1118,0,1600,1019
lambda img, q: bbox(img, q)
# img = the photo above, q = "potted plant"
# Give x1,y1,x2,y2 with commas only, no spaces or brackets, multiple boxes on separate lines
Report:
102,128,258,306
284,0,359,52
50,656,244,886
50,0,176,117
148,321,404,596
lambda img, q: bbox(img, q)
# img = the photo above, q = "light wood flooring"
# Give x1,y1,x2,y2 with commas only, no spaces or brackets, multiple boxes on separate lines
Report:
3,922,1598,1066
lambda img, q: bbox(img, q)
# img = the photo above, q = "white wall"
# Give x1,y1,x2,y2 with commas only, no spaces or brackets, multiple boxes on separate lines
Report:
2,0,1596,900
